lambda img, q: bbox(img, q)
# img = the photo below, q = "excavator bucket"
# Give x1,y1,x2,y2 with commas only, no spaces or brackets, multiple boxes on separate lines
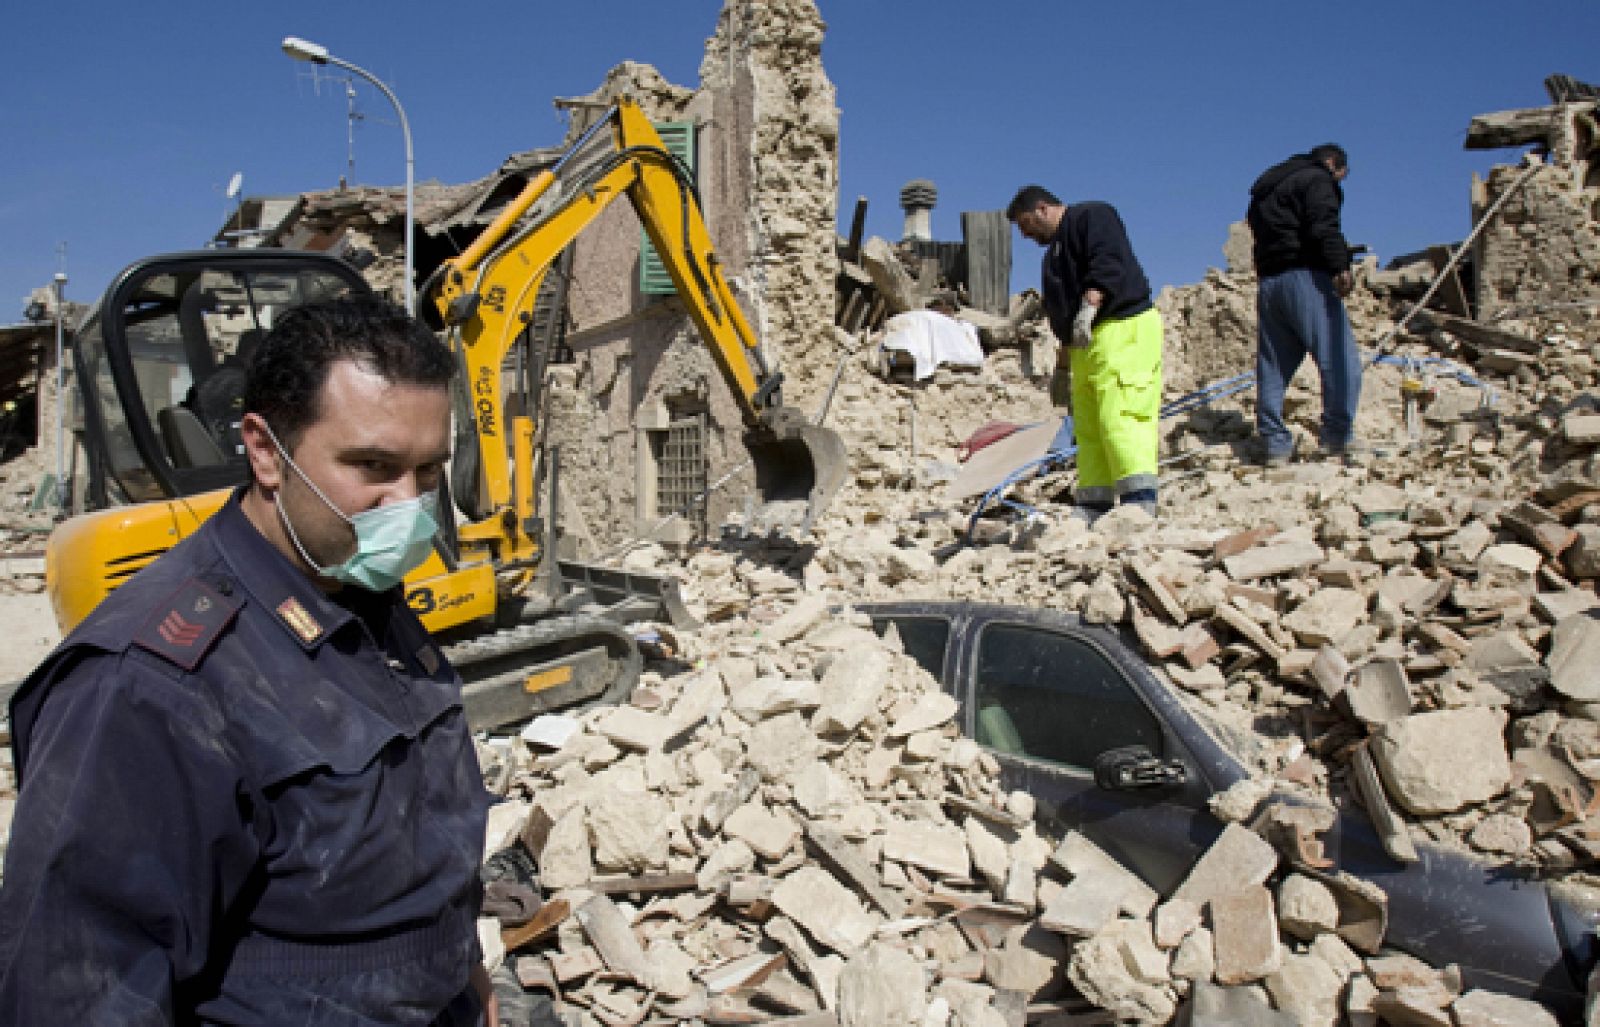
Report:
748,406,848,532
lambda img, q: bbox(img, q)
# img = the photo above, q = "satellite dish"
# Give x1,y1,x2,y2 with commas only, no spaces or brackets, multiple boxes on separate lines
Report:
226,172,244,200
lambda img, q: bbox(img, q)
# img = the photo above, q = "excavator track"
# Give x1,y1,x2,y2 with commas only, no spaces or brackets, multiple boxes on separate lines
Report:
443,612,642,733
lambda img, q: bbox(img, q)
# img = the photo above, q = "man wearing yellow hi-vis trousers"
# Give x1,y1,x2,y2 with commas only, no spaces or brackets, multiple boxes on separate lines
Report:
1007,185,1164,520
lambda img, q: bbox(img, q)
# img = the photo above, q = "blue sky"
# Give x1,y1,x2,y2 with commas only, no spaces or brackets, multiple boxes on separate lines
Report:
3,1,1596,316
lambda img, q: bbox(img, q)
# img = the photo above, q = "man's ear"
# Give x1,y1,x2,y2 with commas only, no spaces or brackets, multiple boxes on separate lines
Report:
239,413,283,491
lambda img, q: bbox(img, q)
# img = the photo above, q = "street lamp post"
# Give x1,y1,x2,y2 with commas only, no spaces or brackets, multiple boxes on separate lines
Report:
52,271,67,515
281,36,415,312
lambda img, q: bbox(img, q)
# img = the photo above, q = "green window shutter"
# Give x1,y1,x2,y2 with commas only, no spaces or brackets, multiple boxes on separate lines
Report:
640,121,696,296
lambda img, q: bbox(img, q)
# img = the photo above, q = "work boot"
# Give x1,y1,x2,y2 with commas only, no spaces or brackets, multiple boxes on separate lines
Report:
1322,439,1378,465
1120,488,1158,519
1254,439,1294,468
1068,502,1112,528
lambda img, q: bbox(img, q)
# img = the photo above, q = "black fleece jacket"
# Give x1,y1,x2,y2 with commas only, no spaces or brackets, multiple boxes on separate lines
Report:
1247,155,1351,277
1038,201,1152,343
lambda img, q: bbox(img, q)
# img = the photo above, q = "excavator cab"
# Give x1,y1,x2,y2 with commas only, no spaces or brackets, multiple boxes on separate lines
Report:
71,250,371,512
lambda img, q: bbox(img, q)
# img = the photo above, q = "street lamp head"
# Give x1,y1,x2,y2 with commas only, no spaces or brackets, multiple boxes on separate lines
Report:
281,36,330,64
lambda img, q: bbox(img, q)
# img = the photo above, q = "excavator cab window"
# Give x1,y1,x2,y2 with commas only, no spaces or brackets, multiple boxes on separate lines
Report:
73,253,370,509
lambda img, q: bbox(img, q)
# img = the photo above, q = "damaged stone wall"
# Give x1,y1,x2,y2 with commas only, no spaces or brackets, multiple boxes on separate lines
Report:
1473,158,1600,332
540,0,840,549
699,0,840,408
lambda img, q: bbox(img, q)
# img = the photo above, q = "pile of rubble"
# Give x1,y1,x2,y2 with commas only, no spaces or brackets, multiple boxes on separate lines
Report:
472,593,1564,1024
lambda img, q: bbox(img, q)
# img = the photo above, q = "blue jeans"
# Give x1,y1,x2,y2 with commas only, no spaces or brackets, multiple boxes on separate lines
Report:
1255,267,1362,458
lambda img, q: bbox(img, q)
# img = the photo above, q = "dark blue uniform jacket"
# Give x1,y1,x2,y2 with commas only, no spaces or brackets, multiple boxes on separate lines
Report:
1039,200,1154,343
0,492,491,1025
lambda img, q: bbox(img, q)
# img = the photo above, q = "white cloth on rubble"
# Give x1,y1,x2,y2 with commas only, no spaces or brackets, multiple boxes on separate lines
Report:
879,310,986,381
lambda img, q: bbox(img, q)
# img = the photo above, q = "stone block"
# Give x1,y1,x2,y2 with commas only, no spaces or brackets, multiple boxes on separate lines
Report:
1477,543,1542,590
1154,898,1202,949
1371,707,1512,815
1211,885,1282,985
1276,873,1339,940
1451,988,1561,1026
1464,630,1549,702
1264,951,1344,1026
589,789,673,873
1065,930,1176,1024
837,942,927,1027
812,642,892,734
595,706,676,752
1038,874,1127,938
722,802,800,860
1171,822,1280,908
1223,539,1325,581
1181,981,1295,1026
1547,611,1600,700
729,676,822,722
1049,832,1159,916
883,818,969,879
771,865,882,956
746,711,819,782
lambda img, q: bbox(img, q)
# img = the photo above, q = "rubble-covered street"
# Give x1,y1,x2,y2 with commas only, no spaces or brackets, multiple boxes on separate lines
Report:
5,2,1600,1025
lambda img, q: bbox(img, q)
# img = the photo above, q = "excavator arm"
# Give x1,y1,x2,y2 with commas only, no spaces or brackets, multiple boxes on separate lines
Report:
429,99,845,561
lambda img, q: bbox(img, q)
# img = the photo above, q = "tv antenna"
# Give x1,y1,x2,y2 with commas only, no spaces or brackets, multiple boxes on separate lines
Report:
293,65,397,188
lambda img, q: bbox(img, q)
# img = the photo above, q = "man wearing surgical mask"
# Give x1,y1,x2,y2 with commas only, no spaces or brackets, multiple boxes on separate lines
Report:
0,296,497,1025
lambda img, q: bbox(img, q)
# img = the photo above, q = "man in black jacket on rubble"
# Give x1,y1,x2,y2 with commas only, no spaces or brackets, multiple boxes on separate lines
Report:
1247,143,1362,466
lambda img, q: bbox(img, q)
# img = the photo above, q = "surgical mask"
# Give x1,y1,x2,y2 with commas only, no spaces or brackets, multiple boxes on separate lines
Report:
264,423,439,592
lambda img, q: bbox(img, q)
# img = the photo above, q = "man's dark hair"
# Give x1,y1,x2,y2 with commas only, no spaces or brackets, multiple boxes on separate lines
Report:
242,294,456,447
1005,185,1061,221
1309,143,1348,171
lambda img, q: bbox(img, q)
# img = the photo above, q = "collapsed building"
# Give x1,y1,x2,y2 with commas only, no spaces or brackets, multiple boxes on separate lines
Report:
7,1,1600,1023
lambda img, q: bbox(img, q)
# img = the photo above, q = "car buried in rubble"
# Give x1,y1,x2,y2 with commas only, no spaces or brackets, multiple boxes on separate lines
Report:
856,600,1599,1019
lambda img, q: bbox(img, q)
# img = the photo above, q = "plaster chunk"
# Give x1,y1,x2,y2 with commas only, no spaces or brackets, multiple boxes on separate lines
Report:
963,817,1011,896
1264,951,1344,1027
1477,543,1542,590
1170,926,1215,981
1065,929,1177,1024
1276,873,1339,940
1211,885,1282,985
745,711,819,782
813,642,893,734
982,923,1067,998
793,761,859,818
538,803,593,890
696,838,755,892
1547,612,1600,700
887,691,960,738
1451,988,1561,1026
837,942,928,1027
1222,539,1325,581
722,801,800,860
1154,898,1202,949
1050,832,1158,916
1171,822,1280,908
771,865,882,955
1282,587,1368,647
729,676,822,721
589,790,673,873
1370,707,1512,815
595,705,676,751
883,818,970,879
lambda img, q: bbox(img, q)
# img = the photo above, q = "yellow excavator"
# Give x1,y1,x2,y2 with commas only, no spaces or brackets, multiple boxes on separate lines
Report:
46,98,846,730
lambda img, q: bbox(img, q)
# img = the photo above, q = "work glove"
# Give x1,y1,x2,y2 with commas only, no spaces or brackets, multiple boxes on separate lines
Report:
1070,303,1098,350
1049,355,1072,411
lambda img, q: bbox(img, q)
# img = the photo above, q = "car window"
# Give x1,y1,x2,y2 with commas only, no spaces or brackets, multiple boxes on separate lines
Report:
871,615,950,683
973,623,1162,771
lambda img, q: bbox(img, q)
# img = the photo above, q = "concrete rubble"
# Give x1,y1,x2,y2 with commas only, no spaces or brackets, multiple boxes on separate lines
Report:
470,564,1579,1023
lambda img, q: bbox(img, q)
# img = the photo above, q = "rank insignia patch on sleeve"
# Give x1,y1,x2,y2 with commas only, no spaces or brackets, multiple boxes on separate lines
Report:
134,578,241,671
